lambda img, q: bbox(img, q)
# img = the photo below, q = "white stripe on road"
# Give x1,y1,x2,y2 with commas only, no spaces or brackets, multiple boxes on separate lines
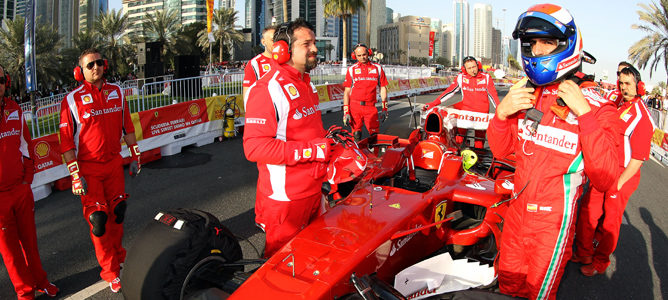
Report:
64,280,108,300
649,155,665,168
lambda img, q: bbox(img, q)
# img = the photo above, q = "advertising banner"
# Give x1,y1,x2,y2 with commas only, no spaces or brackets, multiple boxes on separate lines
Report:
429,31,435,57
445,108,494,130
409,79,421,90
398,79,411,91
138,99,209,140
652,129,664,147
327,84,345,101
31,134,62,173
387,80,400,93
316,85,330,103
419,78,429,88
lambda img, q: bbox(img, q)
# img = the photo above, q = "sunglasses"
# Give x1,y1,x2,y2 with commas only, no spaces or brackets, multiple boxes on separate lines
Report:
85,59,105,70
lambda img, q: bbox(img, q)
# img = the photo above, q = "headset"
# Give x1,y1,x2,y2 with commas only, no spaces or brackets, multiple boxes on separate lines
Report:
0,64,9,89
461,56,482,74
618,65,645,96
73,58,108,82
271,23,292,64
351,44,373,61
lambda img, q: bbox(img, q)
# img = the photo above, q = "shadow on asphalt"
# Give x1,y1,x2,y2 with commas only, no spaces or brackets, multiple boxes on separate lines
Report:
144,147,212,169
640,207,668,298
559,212,653,299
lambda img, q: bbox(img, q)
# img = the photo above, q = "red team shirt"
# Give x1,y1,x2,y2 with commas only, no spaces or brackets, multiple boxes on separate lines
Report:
343,62,388,102
616,98,654,167
243,54,274,88
431,72,500,113
59,81,134,163
0,98,34,190
243,64,327,200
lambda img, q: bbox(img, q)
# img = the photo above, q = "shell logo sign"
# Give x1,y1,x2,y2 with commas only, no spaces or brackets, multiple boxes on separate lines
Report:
288,86,298,96
188,103,200,117
34,141,50,159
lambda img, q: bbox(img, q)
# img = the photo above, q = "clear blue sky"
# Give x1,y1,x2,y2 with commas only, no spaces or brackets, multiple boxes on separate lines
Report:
109,0,666,87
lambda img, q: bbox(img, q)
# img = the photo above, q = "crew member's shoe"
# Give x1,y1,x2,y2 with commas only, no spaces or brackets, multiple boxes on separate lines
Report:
580,264,606,277
571,253,593,264
109,277,122,293
38,282,59,297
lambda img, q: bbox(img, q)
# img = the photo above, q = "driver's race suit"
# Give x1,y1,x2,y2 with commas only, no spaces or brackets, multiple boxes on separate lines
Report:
0,97,54,299
426,72,499,148
243,63,328,258
487,83,618,300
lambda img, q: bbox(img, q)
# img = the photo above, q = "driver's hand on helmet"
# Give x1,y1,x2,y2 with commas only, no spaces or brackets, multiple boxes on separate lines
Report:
496,87,536,121
558,80,591,116
310,138,336,163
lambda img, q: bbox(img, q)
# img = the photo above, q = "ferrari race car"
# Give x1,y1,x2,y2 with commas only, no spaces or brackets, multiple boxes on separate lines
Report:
121,108,517,300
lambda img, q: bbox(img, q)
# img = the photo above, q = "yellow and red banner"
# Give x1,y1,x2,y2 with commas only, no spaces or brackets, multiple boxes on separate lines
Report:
429,31,435,57
31,134,63,173
398,79,411,91
316,85,330,103
206,0,214,33
327,84,345,101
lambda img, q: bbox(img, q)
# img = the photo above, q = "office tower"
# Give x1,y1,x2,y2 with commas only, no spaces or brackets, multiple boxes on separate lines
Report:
123,0,207,39
473,3,492,61
452,0,468,66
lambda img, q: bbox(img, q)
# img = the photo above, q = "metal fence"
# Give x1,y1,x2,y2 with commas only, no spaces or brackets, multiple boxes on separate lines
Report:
25,65,432,138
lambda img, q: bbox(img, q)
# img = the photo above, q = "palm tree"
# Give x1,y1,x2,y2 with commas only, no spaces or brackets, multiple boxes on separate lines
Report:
282,0,289,22
196,8,243,64
323,0,365,62
0,16,62,97
628,0,668,78
94,9,130,75
143,9,182,66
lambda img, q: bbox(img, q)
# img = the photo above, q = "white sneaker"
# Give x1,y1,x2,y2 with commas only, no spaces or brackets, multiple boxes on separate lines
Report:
109,277,121,293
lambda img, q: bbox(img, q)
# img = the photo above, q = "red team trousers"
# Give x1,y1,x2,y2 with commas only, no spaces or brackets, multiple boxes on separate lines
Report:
575,168,641,271
0,184,51,300
78,156,127,282
258,192,321,258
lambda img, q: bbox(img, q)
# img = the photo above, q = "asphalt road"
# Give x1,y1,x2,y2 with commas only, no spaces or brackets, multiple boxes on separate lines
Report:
2,90,667,299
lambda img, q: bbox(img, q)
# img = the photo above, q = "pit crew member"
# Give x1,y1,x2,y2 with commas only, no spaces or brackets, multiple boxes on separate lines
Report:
422,56,499,148
487,4,619,299
574,65,654,276
59,49,141,293
243,19,333,258
342,44,388,141
0,65,59,299
243,25,277,105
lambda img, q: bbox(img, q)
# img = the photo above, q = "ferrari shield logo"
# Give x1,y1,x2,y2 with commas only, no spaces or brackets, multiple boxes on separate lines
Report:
434,201,447,229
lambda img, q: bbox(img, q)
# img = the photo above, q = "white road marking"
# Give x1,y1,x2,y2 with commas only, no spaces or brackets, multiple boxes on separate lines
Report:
649,154,665,168
64,280,108,300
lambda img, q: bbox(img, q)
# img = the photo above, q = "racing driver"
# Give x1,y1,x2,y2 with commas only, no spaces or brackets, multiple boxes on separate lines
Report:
422,56,499,148
487,4,618,299
243,19,333,258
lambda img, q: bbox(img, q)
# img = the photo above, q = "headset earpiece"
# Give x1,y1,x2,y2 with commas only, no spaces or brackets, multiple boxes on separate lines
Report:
368,48,373,57
351,51,356,60
103,59,108,72
4,73,10,88
477,61,482,71
271,23,292,64
637,81,646,96
73,66,84,82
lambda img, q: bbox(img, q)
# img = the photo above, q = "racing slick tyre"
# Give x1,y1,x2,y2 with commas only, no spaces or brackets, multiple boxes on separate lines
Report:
121,209,242,300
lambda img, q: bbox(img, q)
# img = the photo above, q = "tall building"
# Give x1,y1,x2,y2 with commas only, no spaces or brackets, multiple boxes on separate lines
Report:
219,0,234,9
324,11,361,59
15,0,27,17
385,7,392,24
441,23,453,64
430,18,441,59
492,27,501,66
452,0,468,66
1,0,18,23
357,0,385,48
124,0,207,39
80,0,107,31
473,3,492,61
378,15,431,65
58,0,79,48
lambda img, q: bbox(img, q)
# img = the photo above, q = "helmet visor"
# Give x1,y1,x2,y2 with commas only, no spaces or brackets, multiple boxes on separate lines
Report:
512,11,575,40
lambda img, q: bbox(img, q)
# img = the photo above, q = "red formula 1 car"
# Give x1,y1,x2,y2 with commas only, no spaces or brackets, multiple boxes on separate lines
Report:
124,109,517,300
